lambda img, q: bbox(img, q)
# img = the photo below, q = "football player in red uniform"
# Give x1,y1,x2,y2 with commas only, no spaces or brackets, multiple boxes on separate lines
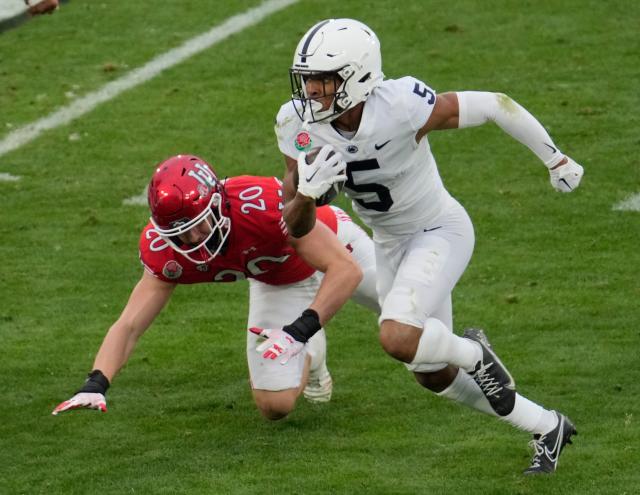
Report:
52,154,378,420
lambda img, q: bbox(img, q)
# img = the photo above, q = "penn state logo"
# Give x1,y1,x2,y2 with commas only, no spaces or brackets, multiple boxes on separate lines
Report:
162,260,183,279
346,144,359,154
294,131,312,151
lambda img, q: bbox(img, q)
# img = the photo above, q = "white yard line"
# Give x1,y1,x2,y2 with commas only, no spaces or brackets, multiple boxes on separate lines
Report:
123,185,148,206
0,172,21,181
612,193,640,212
0,0,299,158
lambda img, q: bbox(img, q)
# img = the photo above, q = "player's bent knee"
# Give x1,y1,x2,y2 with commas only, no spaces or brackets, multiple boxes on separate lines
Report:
257,405,291,421
379,320,421,363
253,389,298,421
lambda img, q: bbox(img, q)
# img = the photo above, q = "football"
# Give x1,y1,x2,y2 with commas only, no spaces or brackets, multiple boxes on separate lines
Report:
304,147,346,206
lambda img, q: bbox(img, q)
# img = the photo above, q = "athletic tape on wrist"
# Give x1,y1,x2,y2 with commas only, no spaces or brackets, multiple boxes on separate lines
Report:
282,309,321,343
77,369,110,395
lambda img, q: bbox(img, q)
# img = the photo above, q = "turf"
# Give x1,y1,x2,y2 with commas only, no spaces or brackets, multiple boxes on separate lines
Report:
1,1,639,493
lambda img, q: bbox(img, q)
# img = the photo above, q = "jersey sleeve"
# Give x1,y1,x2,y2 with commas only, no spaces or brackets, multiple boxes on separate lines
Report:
223,176,317,285
316,205,338,234
275,101,303,159
396,76,438,133
138,225,175,282
226,176,290,242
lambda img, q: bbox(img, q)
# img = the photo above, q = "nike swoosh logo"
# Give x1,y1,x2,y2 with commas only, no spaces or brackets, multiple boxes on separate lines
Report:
305,169,319,182
544,420,564,462
374,139,392,150
544,143,557,153
423,226,442,232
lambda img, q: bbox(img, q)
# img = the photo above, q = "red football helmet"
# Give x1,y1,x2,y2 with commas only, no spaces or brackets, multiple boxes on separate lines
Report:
148,154,231,263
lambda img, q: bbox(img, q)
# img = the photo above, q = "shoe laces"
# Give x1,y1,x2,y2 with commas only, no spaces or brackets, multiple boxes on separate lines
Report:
473,362,504,397
528,434,546,468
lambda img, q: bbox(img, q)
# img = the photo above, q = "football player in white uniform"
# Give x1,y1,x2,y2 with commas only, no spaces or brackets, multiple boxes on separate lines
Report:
273,18,582,474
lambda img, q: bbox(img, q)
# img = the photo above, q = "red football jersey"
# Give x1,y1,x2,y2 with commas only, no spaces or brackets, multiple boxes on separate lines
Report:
139,176,338,285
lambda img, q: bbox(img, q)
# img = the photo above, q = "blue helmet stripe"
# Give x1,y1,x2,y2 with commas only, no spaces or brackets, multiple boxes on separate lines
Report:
299,20,331,63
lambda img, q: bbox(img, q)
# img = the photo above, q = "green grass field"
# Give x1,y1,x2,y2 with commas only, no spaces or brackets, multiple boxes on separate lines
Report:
1,1,639,493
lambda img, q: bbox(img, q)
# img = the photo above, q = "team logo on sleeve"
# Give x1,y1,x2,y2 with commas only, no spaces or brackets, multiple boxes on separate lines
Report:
294,131,312,151
162,260,183,279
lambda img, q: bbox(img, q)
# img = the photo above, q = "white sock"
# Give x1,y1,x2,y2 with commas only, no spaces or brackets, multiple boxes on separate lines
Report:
305,329,327,373
501,394,558,435
437,368,497,416
411,318,482,371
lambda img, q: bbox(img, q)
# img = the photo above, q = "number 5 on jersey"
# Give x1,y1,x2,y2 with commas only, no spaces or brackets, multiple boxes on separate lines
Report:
345,159,393,212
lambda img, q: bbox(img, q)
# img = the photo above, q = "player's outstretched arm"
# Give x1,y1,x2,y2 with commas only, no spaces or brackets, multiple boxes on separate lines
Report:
52,271,175,415
251,222,362,363
420,91,584,193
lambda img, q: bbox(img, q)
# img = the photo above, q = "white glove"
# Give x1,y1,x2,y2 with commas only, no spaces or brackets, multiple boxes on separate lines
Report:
52,392,107,415
549,157,584,193
297,145,347,200
249,327,305,365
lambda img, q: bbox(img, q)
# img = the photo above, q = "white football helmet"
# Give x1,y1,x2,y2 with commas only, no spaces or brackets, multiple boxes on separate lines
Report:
290,18,384,123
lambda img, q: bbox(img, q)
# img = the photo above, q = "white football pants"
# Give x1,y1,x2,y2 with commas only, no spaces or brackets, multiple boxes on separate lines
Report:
247,209,378,390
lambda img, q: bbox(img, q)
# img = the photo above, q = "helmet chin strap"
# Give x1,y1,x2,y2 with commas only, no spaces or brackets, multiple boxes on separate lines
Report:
204,226,229,257
305,99,329,123
304,94,350,125
159,206,231,265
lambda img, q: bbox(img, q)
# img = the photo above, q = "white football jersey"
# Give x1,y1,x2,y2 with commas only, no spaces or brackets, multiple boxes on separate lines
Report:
276,77,454,236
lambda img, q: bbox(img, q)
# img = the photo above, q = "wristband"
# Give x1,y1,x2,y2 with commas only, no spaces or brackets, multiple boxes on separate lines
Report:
282,309,321,343
77,369,110,395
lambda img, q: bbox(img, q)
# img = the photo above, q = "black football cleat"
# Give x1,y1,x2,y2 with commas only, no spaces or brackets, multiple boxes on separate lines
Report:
463,328,516,416
524,411,577,475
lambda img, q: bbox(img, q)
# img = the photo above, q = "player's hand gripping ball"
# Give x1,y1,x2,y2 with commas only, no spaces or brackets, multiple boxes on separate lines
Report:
296,145,347,206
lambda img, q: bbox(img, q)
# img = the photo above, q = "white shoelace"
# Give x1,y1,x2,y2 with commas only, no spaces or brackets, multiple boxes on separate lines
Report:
528,436,547,468
472,362,504,397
